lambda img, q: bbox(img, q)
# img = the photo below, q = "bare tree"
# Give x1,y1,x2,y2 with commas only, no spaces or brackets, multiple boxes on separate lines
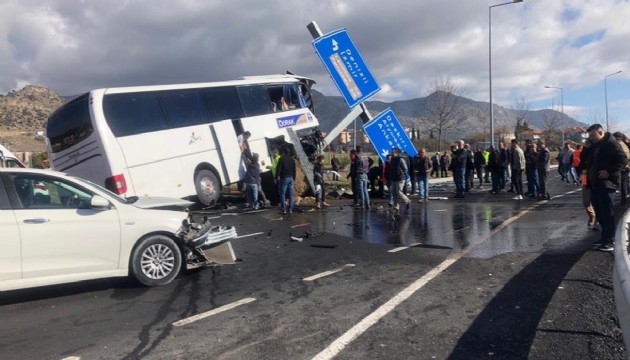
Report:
542,100,562,147
512,96,531,140
419,77,467,151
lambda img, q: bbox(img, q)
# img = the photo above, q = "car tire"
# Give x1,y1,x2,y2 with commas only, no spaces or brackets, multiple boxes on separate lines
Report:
130,235,182,287
195,169,220,206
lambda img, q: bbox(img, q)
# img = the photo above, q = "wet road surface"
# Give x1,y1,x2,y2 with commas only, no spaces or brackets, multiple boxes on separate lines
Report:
0,175,626,359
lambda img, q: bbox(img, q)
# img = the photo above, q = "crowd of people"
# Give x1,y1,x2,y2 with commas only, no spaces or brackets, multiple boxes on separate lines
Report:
238,124,629,252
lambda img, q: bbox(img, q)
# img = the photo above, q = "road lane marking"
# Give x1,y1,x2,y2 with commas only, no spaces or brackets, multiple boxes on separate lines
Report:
303,264,356,281
172,298,256,327
234,232,264,239
291,223,311,228
388,246,409,253
311,188,577,360
61,357,81,360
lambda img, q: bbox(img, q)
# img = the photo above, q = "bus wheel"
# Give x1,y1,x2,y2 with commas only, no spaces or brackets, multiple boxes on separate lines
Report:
195,169,220,206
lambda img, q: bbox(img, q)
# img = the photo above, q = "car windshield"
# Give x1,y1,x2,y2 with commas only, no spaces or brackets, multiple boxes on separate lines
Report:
76,177,128,204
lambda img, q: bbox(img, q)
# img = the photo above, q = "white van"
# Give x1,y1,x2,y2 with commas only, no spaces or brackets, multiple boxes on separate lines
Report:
0,144,26,168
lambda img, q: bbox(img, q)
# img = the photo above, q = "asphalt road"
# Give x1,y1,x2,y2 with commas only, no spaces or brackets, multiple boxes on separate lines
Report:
0,174,626,360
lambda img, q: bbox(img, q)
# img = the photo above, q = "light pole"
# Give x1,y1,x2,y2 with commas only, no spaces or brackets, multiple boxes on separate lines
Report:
545,85,564,144
488,0,523,147
605,70,622,132
489,0,524,149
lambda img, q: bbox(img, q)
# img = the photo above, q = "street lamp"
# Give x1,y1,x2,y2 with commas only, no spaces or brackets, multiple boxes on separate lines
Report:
605,70,622,132
489,0,524,148
545,85,564,144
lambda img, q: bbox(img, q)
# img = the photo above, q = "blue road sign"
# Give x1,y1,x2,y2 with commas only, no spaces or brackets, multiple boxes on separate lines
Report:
312,29,380,108
363,108,418,163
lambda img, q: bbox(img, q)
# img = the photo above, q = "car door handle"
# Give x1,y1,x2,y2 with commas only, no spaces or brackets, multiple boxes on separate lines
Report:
23,218,50,224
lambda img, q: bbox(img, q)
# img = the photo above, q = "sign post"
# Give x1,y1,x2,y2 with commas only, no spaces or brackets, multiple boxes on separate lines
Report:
363,108,418,163
311,28,381,109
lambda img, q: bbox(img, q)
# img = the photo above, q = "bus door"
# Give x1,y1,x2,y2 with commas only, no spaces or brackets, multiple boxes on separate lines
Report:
209,121,242,185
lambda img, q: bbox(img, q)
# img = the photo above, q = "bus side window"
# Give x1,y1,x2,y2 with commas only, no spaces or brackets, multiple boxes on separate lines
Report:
202,87,245,122
103,92,168,137
160,89,209,128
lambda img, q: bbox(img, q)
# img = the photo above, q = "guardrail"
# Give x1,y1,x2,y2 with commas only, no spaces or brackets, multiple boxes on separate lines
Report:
613,208,630,350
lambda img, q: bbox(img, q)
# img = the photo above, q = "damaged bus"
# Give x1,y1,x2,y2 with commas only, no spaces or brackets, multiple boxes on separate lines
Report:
46,74,323,206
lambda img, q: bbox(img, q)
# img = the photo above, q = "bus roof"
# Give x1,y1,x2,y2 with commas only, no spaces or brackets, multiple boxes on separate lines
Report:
96,74,315,95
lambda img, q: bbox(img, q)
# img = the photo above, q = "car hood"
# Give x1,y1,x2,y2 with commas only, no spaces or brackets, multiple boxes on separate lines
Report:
131,197,194,210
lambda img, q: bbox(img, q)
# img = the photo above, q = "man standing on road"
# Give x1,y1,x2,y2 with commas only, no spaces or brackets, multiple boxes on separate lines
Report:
473,145,486,188
440,151,450,178
431,152,440,178
510,139,526,200
497,142,508,191
525,141,540,198
276,146,296,215
354,146,371,209
415,148,432,203
464,143,475,192
389,148,411,210
536,140,551,200
451,140,469,199
585,124,628,251
561,142,579,186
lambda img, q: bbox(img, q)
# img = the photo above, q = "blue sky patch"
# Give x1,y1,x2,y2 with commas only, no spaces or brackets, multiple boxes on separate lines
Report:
571,29,606,48
561,9,580,22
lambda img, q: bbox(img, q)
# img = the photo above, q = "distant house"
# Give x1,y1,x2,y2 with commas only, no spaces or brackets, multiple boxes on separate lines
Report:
520,129,543,142
564,127,587,143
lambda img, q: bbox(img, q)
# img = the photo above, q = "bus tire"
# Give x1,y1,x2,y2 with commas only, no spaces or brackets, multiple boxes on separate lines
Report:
130,235,182,287
195,169,220,206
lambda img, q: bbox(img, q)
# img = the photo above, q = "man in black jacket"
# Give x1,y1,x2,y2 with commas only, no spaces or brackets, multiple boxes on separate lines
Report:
584,124,628,251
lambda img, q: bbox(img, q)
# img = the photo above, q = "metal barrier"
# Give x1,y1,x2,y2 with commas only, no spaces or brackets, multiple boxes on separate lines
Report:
613,209,630,349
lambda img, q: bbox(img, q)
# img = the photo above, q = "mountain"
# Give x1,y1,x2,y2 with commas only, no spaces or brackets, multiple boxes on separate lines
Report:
0,85,65,131
312,89,584,138
0,85,65,152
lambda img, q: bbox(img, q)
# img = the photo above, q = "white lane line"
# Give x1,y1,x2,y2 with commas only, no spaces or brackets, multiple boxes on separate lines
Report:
388,246,409,253
206,216,221,220
234,232,264,239
311,190,563,360
550,188,581,200
61,357,81,360
172,298,256,327
291,223,311,228
303,264,356,282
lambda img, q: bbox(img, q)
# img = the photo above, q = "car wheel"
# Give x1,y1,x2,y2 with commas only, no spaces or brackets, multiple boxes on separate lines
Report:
195,169,220,206
131,235,182,287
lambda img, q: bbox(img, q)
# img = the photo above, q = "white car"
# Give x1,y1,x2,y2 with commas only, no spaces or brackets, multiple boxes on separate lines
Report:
0,168,235,291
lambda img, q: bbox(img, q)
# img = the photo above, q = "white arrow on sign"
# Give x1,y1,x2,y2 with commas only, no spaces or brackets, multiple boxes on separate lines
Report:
381,148,390,158
332,39,339,52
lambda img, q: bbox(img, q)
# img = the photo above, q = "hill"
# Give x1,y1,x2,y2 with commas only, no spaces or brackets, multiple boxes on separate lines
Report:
0,85,65,152
311,89,584,138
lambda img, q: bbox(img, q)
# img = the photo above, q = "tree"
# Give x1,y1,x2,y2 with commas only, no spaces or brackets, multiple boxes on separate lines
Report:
419,77,467,151
512,96,531,140
541,104,562,149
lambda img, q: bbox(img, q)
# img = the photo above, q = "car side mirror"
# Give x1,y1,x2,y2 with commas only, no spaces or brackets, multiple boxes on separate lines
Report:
90,195,111,210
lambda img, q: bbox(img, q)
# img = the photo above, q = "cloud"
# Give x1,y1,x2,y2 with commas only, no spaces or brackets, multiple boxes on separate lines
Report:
0,0,626,130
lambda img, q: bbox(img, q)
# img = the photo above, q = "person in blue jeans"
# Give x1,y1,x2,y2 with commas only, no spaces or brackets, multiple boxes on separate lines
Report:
451,140,469,198
354,146,371,209
275,147,296,215
244,153,261,209
414,148,432,202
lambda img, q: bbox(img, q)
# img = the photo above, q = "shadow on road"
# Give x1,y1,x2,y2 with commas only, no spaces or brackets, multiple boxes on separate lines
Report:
447,251,584,360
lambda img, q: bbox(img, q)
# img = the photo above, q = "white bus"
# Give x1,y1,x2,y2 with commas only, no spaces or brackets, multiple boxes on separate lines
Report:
45,74,322,206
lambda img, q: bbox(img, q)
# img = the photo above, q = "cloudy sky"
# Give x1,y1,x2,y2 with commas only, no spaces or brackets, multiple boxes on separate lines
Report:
1,0,628,131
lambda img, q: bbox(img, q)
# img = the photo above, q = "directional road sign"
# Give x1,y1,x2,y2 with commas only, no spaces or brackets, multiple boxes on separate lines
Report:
312,28,380,108
363,108,418,163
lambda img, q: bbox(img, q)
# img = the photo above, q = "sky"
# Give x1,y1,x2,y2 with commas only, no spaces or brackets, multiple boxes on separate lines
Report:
1,0,629,132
